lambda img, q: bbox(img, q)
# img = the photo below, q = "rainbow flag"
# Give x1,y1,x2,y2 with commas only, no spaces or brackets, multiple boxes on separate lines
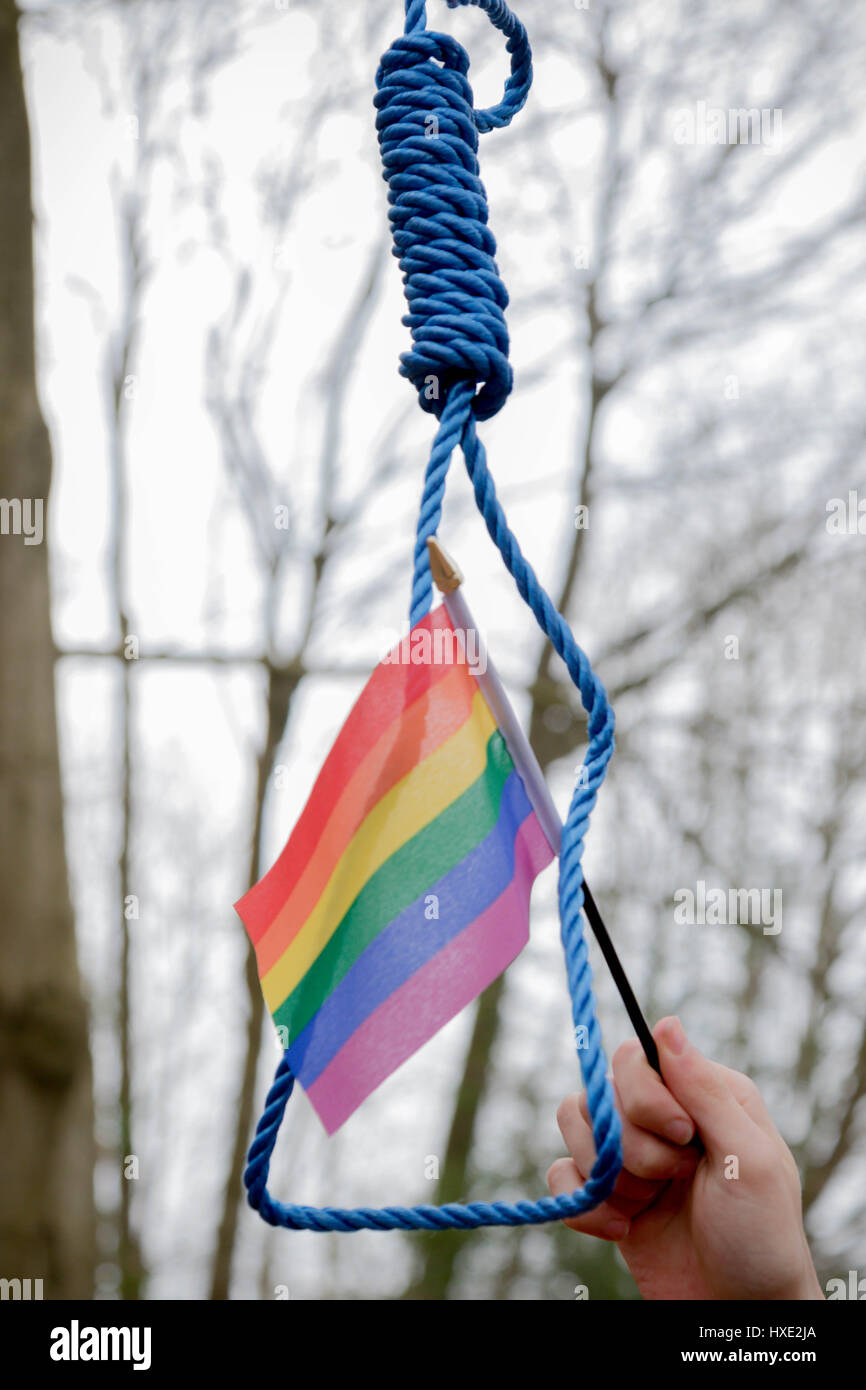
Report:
235,605,554,1135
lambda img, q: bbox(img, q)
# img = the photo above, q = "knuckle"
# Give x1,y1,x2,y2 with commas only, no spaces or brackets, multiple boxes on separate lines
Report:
556,1094,580,1131
749,1138,784,1183
622,1091,660,1129
625,1137,679,1181
731,1068,761,1101
546,1158,567,1189
612,1039,640,1073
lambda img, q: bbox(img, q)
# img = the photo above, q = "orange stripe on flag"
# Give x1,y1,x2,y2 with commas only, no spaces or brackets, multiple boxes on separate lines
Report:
254,662,480,977
238,606,457,941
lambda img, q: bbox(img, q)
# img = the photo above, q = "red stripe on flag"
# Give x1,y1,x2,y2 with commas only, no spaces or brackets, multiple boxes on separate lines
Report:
237,606,457,940
251,662,478,976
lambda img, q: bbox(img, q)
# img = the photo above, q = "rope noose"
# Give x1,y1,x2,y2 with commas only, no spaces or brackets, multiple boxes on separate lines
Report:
243,0,622,1233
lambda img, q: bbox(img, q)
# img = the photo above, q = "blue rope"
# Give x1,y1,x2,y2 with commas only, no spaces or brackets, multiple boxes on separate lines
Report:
243,0,622,1234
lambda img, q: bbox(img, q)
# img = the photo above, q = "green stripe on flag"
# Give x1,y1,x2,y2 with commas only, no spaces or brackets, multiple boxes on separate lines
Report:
274,730,514,1042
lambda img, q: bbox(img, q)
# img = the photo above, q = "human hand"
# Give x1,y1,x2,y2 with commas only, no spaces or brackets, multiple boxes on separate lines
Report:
547,1017,823,1300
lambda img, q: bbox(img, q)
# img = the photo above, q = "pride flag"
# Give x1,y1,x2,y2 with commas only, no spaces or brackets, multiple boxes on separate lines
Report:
236,605,554,1134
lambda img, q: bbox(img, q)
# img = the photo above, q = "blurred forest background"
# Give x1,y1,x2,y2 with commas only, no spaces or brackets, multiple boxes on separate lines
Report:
2,0,866,1300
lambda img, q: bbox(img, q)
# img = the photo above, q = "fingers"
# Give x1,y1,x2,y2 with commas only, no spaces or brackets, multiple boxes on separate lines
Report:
563,1096,677,1204
613,1023,775,1142
546,1158,631,1241
654,1017,759,1155
611,1038,696,1146
558,1088,699,1188
551,1020,783,1255
711,1061,778,1138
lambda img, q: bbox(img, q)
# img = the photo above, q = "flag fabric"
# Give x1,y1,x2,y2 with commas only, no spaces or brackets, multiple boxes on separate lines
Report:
235,604,554,1135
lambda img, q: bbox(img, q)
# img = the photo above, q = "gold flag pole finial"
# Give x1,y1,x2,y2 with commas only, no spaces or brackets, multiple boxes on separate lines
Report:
427,536,464,593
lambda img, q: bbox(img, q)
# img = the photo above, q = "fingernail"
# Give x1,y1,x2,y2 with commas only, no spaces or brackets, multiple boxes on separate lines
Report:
660,1017,688,1055
604,1219,629,1241
665,1118,693,1145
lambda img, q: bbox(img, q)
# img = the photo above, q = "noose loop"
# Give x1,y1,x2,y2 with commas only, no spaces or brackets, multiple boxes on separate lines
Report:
403,0,533,132
243,0,623,1235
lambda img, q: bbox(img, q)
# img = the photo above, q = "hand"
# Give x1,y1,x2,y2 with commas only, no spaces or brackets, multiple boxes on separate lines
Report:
547,1016,824,1300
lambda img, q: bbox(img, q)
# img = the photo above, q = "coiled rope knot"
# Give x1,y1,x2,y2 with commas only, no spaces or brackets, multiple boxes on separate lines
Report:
374,0,532,421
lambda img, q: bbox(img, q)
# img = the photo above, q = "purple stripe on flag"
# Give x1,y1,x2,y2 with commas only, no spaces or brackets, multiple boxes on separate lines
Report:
304,813,553,1135
288,768,534,1089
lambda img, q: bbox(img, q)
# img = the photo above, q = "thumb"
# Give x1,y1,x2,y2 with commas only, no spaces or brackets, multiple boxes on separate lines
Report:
654,1017,755,1157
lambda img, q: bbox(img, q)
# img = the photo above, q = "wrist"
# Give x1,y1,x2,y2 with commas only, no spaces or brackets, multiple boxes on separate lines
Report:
794,1268,824,1300
783,1249,824,1300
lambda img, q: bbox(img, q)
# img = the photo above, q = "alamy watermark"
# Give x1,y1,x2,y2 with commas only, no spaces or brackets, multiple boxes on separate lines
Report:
50,1321,151,1371
0,1277,43,1299
673,102,783,150
379,622,486,675
826,1270,866,1299
826,490,866,534
673,880,782,936
0,497,43,545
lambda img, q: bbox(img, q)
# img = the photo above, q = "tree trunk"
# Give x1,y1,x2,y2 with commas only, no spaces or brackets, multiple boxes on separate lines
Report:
209,666,299,1300
404,974,505,1300
0,0,96,1298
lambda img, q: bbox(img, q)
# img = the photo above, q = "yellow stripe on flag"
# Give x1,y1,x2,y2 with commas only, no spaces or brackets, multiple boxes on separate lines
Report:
261,690,496,1010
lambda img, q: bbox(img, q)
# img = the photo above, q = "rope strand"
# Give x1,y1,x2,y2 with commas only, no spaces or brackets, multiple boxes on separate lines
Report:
243,0,622,1235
